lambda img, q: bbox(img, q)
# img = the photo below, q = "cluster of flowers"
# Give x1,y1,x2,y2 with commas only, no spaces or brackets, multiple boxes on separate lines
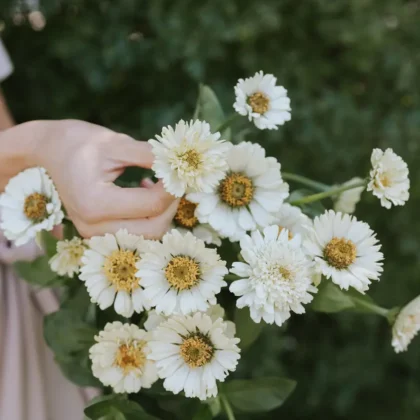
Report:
0,71,414,402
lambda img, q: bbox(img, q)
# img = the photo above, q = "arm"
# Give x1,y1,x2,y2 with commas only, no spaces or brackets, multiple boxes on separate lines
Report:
0,119,178,239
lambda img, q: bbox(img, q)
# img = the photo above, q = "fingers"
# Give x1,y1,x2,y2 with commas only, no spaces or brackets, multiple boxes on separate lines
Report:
92,182,175,221
113,136,155,169
76,199,179,239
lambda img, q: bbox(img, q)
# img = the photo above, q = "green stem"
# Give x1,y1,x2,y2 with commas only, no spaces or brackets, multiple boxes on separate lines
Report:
352,296,390,318
221,395,236,420
216,113,240,134
289,179,367,206
282,172,330,191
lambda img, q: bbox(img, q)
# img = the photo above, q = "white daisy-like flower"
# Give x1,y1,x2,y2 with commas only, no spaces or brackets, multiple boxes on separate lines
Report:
271,203,310,239
148,311,240,400
367,148,409,209
233,71,291,130
392,296,420,353
172,197,222,246
0,167,64,246
188,142,289,242
89,322,158,393
333,177,365,214
304,210,383,293
136,230,228,316
149,119,230,197
144,304,236,338
230,226,316,326
49,237,87,277
79,229,151,318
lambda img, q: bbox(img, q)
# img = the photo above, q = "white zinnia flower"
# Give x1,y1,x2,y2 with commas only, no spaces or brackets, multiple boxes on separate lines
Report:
144,304,236,338
89,322,158,393
149,119,230,197
188,142,289,242
79,229,151,318
367,148,409,209
333,177,365,214
230,226,316,326
0,167,64,246
148,311,240,400
392,296,420,353
271,203,310,238
49,237,87,277
304,210,383,293
172,197,222,246
233,71,291,130
136,230,228,316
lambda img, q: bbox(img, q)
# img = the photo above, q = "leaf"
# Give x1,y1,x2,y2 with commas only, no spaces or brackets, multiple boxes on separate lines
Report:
234,307,264,349
192,405,213,420
223,377,296,413
84,395,160,420
14,255,64,288
194,84,231,140
39,230,59,258
55,351,100,387
311,281,355,313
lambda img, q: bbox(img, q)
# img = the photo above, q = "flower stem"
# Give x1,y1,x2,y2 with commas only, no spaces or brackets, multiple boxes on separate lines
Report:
289,179,367,206
216,113,240,134
282,172,330,191
221,395,236,420
351,296,390,318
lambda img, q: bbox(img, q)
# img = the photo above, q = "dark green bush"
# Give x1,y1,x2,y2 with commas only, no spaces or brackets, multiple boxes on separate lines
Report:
1,0,420,418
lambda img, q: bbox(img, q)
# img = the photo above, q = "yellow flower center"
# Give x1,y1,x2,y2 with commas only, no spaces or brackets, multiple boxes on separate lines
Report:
165,256,200,291
248,91,270,114
323,237,357,270
219,173,254,207
379,174,391,187
103,249,140,292
115,342,146,374
179,149,202,170
24,192,48,222
174,197,198,229
278,266,292,280
180,335,214,368
278,226,293,240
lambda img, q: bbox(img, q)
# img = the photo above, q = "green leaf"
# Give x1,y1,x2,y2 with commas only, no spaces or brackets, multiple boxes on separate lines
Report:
39,230,59,258
14,255,64,288
84,395,159,420
234,307,264,349
311,281,355,313
194,84,231,141
223,377,296,413
63,220,80,240
192,404,213,420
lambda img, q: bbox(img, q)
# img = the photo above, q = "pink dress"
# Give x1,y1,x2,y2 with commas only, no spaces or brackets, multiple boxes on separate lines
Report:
0,41,99,420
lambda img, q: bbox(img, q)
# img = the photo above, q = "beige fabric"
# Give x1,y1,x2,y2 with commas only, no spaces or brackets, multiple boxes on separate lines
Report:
0,40,13,82
0,233,99,420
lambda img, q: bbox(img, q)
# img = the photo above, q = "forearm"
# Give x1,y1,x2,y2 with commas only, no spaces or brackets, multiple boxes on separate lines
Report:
0,120,48,190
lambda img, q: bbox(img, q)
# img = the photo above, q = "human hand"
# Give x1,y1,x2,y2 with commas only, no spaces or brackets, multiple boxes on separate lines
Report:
32,120,177,239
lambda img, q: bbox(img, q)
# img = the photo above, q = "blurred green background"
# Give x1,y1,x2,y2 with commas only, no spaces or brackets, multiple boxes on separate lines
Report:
1,0,420,418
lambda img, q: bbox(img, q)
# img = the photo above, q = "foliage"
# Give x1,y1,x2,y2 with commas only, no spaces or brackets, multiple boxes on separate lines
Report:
2,0,420,418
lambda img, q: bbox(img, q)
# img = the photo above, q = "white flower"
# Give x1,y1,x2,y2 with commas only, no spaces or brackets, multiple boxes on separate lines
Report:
49,237,87,277
367,148,409,209
79,229,151,318
144,304,236,338
149,119,230,197
392,296,420,353
304,210,383,293
89,322,158,393
230,226,316,326
188,142,289,242
0,167,64,246
333,177,365,214
233,71,291,130
136,230,228,316
172,197,222,246
148,312,240,400
271,203,310,238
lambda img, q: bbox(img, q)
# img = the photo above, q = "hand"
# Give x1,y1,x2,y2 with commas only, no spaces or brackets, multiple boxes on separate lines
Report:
32,120,178,239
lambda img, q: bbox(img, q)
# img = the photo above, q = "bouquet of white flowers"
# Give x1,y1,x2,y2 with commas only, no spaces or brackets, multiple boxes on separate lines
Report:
1,71,414,419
